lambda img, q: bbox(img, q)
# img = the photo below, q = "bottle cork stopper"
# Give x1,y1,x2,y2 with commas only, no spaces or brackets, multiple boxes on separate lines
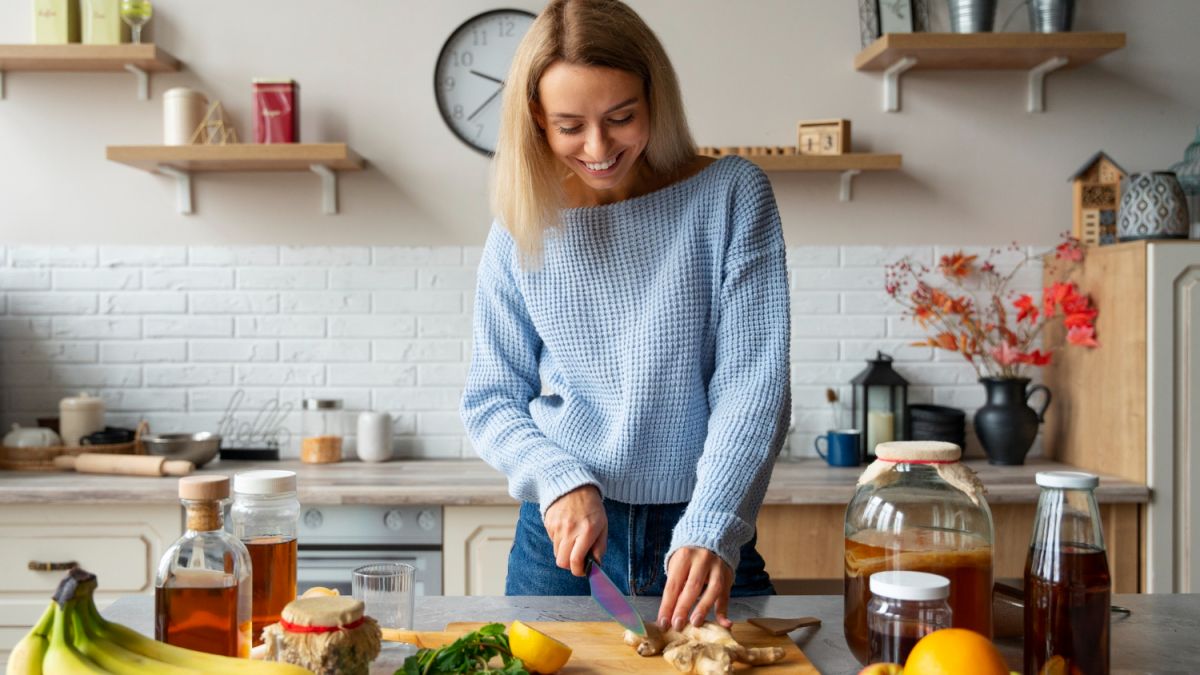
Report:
178,475,229,501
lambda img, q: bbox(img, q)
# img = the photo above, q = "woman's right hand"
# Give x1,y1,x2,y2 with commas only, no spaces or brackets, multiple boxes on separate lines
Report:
543,485,607,577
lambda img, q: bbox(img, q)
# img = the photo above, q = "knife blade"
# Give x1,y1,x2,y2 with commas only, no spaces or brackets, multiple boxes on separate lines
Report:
585,552,645,636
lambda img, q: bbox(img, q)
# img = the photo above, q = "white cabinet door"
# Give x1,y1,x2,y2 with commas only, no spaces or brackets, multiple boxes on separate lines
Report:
443,505,519,596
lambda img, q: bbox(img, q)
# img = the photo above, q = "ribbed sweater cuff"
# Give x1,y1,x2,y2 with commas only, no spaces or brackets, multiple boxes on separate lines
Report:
667,510,753,574
536,465,601,517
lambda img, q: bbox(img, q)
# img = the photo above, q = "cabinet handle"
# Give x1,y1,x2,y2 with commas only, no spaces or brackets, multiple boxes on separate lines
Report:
28,560,78,572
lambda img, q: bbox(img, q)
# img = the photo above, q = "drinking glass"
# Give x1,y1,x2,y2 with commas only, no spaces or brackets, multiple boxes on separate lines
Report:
120,0,153,44
352,562,415,629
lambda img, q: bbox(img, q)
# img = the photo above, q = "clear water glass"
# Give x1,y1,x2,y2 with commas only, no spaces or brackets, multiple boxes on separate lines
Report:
352,562,415,630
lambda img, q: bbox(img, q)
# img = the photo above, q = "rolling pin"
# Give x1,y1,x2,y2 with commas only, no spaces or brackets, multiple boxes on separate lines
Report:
54,453,194,477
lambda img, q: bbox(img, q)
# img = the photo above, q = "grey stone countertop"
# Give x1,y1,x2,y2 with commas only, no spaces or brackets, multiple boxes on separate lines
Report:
0,457,1149,505
103,593,1200,675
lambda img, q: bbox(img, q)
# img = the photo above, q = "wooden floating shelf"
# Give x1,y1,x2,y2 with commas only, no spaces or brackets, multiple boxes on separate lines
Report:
106,143,364,215
853,32,1126,112
0,43,180,100
700,151,902,201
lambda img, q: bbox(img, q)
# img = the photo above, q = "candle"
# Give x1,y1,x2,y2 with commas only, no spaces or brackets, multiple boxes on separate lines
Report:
866,411,895,454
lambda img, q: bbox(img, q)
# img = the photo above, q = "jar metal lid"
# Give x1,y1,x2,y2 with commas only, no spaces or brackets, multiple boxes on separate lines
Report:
59,392,105,411
234,469,297,495
869,571,951,601
1036,471,1099,490
303,399,343,410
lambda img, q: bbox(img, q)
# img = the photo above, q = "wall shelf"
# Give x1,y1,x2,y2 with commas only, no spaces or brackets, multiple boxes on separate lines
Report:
853,32,1126,112
0,44,180,100
106,143,365,215
701,151,902,201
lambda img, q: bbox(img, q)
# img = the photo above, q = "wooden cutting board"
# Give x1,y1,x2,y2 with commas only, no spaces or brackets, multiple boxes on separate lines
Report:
398,621,819,674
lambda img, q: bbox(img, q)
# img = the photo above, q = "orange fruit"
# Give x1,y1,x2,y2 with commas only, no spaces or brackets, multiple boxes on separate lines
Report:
903,628,1009,675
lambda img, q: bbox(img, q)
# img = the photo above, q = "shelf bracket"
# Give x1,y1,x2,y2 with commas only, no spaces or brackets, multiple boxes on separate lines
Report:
157,165,193,215
1027,56,1068,113
310,164,338,215
839,169,862,202
123,63,149,101
0,69,5,100
883,57,917,112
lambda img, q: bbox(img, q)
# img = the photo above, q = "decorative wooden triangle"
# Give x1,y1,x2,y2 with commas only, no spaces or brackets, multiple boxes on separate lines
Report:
190,100,238,145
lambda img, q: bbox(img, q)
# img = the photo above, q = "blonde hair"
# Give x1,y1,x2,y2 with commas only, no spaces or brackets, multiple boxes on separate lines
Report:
491,0,696,261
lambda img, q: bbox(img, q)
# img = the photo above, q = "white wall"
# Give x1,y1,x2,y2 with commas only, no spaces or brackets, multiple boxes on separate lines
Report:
2,0,1198,247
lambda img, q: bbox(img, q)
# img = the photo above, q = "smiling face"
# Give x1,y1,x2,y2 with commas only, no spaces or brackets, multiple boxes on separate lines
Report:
534,61,652,205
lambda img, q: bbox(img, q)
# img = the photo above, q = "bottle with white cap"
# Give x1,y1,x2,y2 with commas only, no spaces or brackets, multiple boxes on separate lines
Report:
1024,471,1111,675
866,570,952,665
231,470,300,646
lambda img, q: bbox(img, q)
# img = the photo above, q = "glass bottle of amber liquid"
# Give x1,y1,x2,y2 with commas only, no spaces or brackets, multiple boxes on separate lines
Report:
155,475,252,657
231,470,300,646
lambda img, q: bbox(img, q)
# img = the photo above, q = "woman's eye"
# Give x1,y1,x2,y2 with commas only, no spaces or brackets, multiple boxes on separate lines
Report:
556,125,583,135
609,114,634,125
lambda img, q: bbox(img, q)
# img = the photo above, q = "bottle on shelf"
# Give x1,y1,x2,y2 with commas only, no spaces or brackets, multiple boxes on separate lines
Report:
231,470,300,646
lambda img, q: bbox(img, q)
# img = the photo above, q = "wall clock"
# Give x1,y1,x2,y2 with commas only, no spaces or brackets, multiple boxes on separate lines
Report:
434,9,537,156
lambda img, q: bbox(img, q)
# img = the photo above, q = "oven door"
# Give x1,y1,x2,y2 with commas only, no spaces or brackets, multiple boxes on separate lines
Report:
297,549,442,597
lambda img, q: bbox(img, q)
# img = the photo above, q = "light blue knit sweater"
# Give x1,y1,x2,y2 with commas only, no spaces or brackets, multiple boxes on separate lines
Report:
460,156,790,571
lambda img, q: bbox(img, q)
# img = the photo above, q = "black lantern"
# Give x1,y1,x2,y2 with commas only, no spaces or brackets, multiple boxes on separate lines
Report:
850,351,909,462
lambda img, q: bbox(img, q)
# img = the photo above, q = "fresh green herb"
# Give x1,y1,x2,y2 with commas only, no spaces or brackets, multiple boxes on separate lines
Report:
397,622,530,675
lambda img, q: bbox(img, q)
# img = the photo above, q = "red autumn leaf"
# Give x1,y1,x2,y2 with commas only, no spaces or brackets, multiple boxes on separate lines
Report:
1017,349,1053,366
1067,325,1100,348
938,252,977,279
991,341,1021,366
1014,294,1039,323
1055,240,1084,262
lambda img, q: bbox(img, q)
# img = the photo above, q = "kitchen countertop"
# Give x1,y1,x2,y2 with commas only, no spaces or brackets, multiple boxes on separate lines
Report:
0,457,1149,506
102,593,1200,675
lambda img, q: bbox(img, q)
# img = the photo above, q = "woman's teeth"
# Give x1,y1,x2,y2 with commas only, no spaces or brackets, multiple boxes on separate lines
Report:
583,155,618,171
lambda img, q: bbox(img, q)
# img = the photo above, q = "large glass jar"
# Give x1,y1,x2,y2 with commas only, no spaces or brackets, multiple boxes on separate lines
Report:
301,398,344,463
844,441,994,665
231,470,300,646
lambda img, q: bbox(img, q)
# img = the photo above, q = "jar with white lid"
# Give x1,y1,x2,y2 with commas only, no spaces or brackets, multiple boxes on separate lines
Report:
59,392,105,447
163,87,208,145
867,570,952,664
231,470,299,645
301,398,344,464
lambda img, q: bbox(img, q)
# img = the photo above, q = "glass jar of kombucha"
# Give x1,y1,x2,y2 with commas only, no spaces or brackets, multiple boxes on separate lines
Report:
155,475,252,657
844,441,994,665
231,470,300,646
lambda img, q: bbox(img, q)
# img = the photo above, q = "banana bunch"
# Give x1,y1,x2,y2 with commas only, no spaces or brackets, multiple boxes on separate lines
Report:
6,568,311,675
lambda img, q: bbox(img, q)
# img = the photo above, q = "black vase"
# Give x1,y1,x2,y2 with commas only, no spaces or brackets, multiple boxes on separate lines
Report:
973,377,1051,465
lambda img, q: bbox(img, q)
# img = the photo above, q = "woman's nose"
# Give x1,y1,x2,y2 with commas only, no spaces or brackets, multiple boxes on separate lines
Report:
584,127,611,159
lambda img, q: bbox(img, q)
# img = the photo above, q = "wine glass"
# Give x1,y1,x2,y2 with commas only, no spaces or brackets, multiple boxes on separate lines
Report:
120,0,153,44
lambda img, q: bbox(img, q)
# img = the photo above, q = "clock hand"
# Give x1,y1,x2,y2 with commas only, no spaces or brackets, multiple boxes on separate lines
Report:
468,86,503,122
469,70,504,85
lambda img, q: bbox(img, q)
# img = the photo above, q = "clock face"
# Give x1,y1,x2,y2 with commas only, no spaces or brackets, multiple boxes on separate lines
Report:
435,9,537,156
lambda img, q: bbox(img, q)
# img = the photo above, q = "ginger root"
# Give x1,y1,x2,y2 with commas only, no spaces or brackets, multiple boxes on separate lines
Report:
623,622,785,674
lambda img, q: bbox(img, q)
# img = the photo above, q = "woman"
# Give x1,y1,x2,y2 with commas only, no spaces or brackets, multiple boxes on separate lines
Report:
460,0,789,632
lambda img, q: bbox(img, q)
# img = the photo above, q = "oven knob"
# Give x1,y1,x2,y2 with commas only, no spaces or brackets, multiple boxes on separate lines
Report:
303,508,323,529
384,510,404,531
417,510,437,532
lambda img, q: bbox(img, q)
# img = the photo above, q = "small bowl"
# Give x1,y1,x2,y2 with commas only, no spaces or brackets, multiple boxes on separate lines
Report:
142,432,221,467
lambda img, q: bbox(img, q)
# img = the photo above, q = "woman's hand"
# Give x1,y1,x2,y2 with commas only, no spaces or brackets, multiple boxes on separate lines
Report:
658,547,734,631
542,485,607,577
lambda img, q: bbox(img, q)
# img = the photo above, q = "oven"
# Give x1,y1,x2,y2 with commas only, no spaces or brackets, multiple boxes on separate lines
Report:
295,505,442,597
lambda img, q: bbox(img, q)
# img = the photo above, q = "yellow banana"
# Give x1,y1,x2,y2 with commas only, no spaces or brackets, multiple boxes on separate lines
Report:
5,603,55,675
70,603,202,675
40,599,107,675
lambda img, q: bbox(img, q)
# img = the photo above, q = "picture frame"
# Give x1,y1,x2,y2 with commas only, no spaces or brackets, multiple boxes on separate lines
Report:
858,0,930,47
879,0,915,34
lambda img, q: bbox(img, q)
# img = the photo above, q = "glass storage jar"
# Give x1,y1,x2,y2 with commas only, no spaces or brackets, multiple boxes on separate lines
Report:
231,470,300,646
844,441,994,665
867,571,952,665
301,398,344,464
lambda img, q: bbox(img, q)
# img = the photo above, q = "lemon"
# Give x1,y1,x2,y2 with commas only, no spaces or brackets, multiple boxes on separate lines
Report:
299,586,340,598
508,620,572,674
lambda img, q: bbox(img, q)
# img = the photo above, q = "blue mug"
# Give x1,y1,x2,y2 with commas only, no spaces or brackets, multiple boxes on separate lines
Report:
814,429,862,467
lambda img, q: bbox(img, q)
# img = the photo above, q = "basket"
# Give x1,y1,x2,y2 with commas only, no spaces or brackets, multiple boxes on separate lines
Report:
0,421,148,471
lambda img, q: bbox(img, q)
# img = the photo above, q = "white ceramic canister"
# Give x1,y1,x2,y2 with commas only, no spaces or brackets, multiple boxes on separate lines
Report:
59,392,105,447
356,411,393,463
163,87,208,145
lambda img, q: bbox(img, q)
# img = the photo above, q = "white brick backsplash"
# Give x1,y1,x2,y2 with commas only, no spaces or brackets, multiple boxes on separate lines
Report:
299,388,371,412
330,268,417,290
886,316,931,338
189,388,281,412
792,315,885,338
190,340,279,362
101,341,186,363
145,268,234,290
236,365,325,386
237,316,325,337
0,269,51,290
841,246,933,267
145,317,234,338
101,292,186,314
374,387,462,412
418,363,468,386
842,339,933,362
373,247,461,266
790,292,839,315
281,291,370,314
280,246,370,266
932,386,987,409
8,364,140,387
2,340,96,363
280,340,369,362
790,339,840,361
0,317,51,339
419,268,476,291
418,316,472,338
792,267,884,291
330,315,415,338
841,291,898,315
390,413,418,435
101,388,187,412
238,268,326,290
374,291,462,314
189,246,279,266
462,247,484,267
373,339,462,362
786,247,839,267
100,246,187,267
8,292,96,315
9,246,97,267
418,411,466,435
791,363,872,385
328,364,417,386
51,317,140,339
145,365,233,387
191,292,279,314
893,362,979,385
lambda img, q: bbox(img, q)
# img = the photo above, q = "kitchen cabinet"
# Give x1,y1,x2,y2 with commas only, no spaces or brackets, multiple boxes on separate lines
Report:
1044,240,1200,592
0,503,179,656
443,505,519,596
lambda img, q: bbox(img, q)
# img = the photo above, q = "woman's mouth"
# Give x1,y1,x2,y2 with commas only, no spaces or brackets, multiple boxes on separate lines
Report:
576,151,623,177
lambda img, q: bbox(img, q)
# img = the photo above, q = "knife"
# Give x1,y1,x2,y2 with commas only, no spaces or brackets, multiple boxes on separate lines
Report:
585,552,645,636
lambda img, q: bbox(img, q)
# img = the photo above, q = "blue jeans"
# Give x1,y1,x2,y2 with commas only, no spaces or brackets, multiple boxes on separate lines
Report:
505,499,774,597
